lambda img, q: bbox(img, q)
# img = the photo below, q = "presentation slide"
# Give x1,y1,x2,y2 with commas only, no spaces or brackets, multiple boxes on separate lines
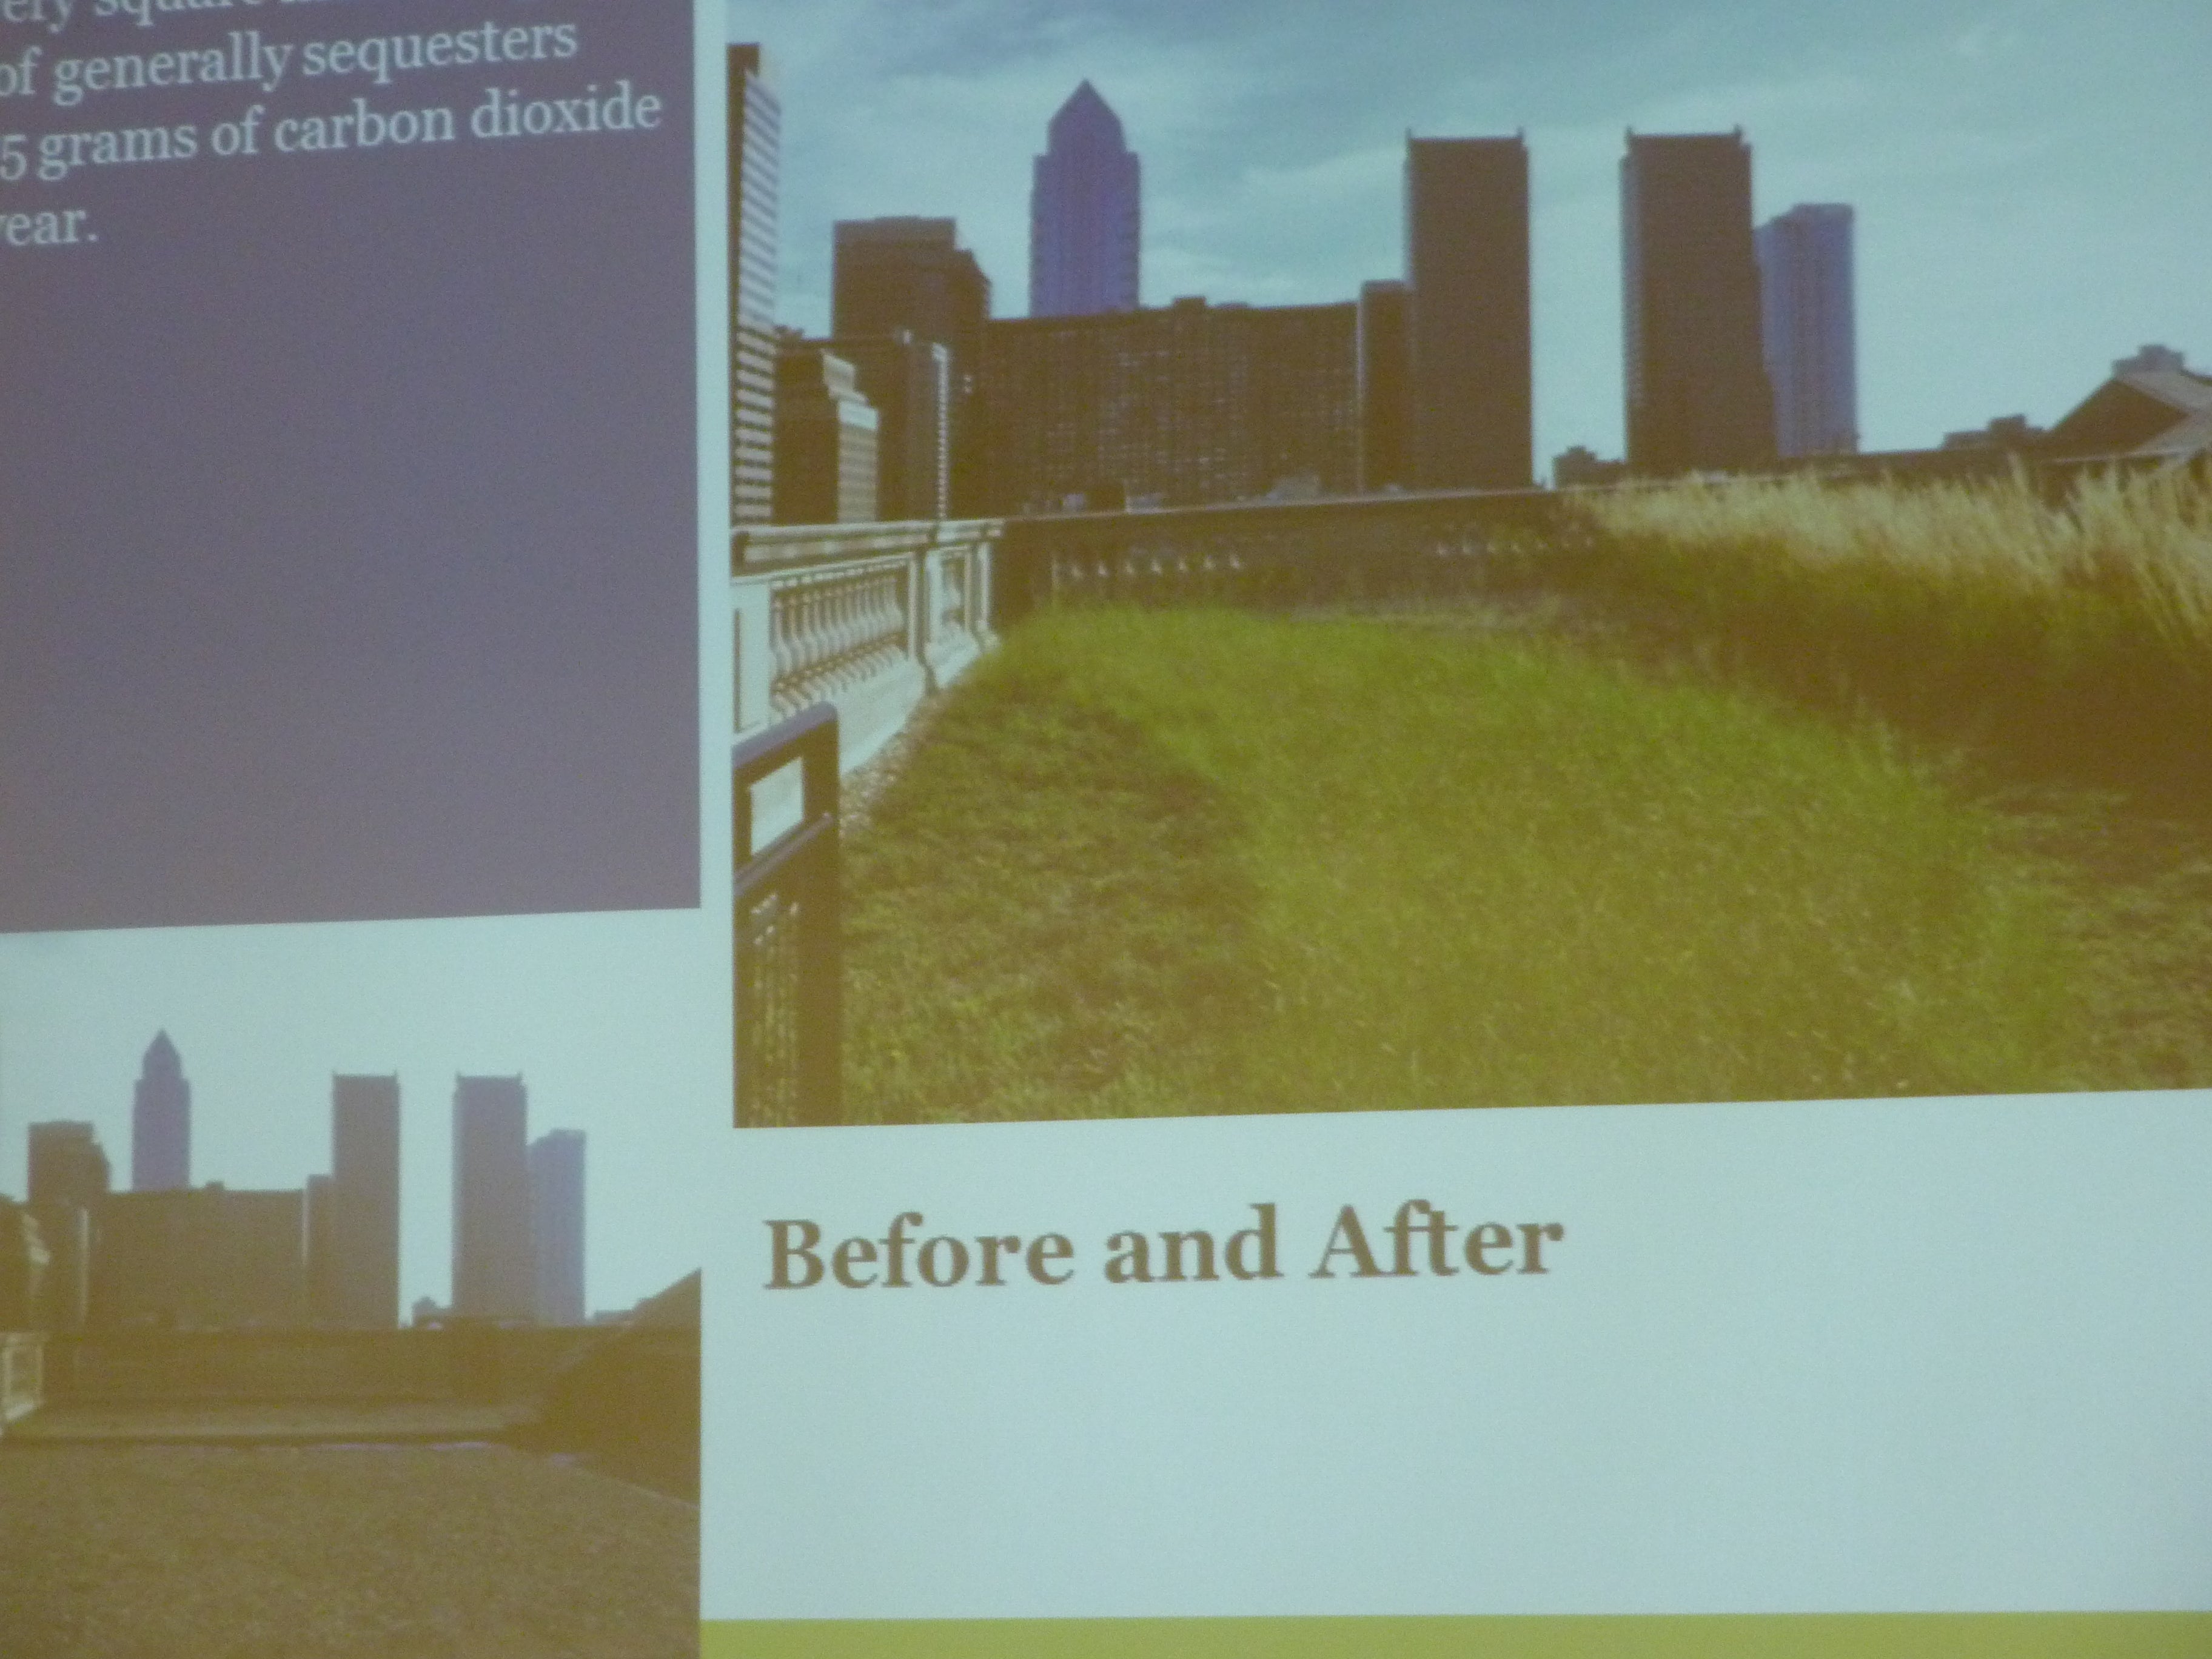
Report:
705,1,2212,1654
2,5,725,1655
1,0,700,931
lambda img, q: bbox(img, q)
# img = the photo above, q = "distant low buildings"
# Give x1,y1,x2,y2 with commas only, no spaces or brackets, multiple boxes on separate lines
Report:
1940,414,2044,452
1552,446,1629,488
2041,346,2212,464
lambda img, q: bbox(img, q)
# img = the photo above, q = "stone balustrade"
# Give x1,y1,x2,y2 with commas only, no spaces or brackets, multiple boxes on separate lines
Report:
732,520,999,779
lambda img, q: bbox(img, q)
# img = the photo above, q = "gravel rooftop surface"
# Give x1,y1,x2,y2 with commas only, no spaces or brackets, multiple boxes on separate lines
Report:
0,1442,697,1659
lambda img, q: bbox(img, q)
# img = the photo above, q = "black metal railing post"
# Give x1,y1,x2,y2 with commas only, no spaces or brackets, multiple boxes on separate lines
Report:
732,704,843,1128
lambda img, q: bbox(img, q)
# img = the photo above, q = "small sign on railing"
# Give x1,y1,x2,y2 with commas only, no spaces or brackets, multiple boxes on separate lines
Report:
733,706,843,1128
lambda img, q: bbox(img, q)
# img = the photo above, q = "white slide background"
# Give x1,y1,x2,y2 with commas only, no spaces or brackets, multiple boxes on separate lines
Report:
703,1091,2212,1618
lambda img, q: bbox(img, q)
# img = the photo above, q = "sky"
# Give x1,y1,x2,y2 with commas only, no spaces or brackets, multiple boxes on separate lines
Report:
732,0,2212,470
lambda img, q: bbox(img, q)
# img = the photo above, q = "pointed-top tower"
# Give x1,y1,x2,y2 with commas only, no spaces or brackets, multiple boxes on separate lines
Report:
132,1030,190,1191
1030,81,1141,318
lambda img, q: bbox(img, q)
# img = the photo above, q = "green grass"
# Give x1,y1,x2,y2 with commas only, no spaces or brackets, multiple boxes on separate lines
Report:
837,609,2173,1124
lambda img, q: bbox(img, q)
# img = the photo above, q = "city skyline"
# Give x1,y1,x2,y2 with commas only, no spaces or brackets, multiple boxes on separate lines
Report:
7,1044,597,1326
737,0,2211,469
0,910,719,1321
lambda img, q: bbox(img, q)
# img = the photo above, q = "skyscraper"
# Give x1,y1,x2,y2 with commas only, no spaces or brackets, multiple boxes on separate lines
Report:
530,1129,586,1327
1405,135,1533,490
773,343,881,524
832,218,993,513
330,1074,401,1327
1621,130,1775,475
452,1075,532,1321
730,45,781,526
1029,81,1141,318
1757,203,1858,458
824,330,951,521
131,1030,190,1191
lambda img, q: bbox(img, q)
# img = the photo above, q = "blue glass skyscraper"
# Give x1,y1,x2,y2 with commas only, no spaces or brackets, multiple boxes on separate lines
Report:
131,1031,190,1192
1757,203,1858,457
1029,82,1140,318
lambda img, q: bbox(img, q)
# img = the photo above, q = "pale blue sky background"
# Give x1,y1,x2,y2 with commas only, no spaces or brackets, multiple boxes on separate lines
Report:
734,0,2212,467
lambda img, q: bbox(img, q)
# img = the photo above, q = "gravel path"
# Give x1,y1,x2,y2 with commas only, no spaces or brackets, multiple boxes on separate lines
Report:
0,1443,697,1659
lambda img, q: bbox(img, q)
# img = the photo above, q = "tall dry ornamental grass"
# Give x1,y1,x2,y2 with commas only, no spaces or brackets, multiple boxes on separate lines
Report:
1560,463,2212,813
1580,464,2212,657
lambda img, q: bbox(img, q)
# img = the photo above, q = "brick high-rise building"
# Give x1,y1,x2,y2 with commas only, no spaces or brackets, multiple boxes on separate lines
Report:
978,297,1359,512
1621,130,1775,475
1406,135,1532,489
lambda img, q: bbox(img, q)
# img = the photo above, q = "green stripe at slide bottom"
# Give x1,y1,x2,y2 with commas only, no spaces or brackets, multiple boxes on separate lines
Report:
702,1614,2211,1659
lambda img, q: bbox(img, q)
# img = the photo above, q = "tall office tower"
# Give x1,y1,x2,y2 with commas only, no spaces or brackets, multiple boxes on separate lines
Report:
451,1075,532,1321
1620,130,1776,475
773,343,882,523
27,1121,110,1208
730,44,781,526
979,297,1359,512
529,1129,586,1327
1757,203,1858,457
27,1120,108,1330
131,1030,190,1191
825,330,952,520
1357,280,1413,491
1029,81,1141,318
1405,135,1533,490
330,1074,401,1327
832,218,993,513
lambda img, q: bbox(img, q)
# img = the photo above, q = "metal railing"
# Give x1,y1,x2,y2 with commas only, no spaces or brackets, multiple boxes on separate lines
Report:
733,703,842,1128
